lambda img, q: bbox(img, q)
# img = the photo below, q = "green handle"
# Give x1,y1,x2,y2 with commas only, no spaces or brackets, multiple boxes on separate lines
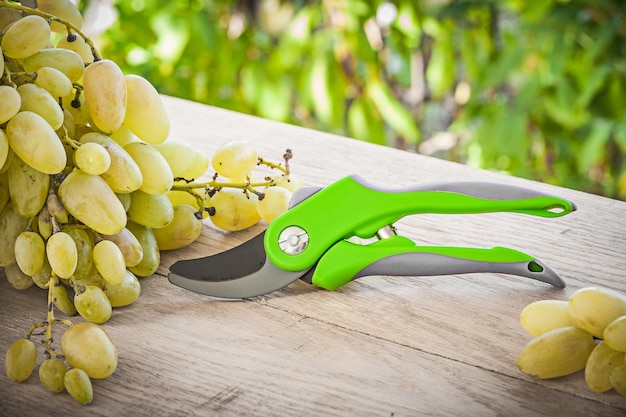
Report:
265,175,576,272
309,236,565,290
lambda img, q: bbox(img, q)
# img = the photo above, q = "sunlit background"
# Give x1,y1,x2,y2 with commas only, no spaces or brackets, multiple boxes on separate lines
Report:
78,0,625,200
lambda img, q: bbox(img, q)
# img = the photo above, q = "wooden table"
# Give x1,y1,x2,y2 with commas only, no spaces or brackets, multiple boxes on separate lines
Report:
1,96,625,416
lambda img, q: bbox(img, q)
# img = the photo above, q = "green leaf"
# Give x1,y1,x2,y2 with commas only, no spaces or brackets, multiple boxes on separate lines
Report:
367,78,421,144
578,119,613,172
347,97,386,145
425,36,455,99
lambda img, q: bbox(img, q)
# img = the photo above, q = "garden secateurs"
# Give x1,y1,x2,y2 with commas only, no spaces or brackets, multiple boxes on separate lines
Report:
168,175,576,298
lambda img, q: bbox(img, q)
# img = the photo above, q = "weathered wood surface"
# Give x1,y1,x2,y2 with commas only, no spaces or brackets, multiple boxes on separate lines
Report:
1,96,625,416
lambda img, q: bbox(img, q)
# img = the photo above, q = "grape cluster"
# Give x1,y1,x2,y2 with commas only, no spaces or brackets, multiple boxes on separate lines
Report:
1,0,298,405
517,287,626,396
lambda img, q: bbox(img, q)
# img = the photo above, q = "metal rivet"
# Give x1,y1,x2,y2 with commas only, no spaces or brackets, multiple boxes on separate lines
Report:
278,226,309,255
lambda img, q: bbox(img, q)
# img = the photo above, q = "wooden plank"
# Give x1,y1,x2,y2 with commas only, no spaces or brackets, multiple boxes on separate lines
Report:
1,96,625,415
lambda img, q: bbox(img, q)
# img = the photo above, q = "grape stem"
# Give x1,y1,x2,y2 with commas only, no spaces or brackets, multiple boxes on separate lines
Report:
0,0,102,61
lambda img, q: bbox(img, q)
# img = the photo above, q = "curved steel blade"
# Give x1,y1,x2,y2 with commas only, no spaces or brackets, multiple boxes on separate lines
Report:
168,232,310,298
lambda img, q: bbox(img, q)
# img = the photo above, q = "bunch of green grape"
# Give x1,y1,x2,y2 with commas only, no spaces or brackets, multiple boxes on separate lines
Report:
517,286,626,396
1,0,298,404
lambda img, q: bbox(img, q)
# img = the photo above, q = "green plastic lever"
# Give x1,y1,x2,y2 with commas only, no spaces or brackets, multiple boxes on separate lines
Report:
309,236,566,290
265,175,576,273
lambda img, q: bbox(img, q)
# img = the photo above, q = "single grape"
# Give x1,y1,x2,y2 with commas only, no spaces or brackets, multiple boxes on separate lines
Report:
517,326,595,379
93,240,126,285
5,338,37,383
7,154,50,218
46,231,78,279
212,140,258,179
61,322,117,379
1,15,50,59
74,285,112,324
153,204,204,250
569,287,626,338
124,141,174,195
74,142,111,176
6,111,67,174
519,299,578,337
14,231,46,276
0,129,8,170
123,74,170,144
46,192,69,224
609,365,626,396
101,228,144,267
35,66,74,98
257,186,292,224
584,341,625,392
103,270,141,307
0,85,21,124
4,263,35,290
127,190,174,229
36,0,84,33
39,358,67,393
126,221,160,277
0,201,30,267
23,48,85,82
273,174,301,192
17,83,64,130
209,188,260,231
83,59,127,133
56,34,93,64
64,368,93,405
58,169,127,235
604,315,626,352
154,141,209,179
52,283,78,316
61,226,95,281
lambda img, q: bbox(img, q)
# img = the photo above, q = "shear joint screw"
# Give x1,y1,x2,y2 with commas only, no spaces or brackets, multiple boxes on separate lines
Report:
278,226,309,255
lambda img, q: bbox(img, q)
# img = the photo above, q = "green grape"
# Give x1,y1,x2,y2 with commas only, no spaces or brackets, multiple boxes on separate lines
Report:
609,365,626,396
0,172,9,213
0,201,30,267
58,169,127,235
123,74,170,144
0,7,22,30
56,34,93,64
15,231,46,276
36,0,84,33
46,231,78,279
0,130,8,172
5,338,38,383
257,186,292,224
209,188,260,231
17,83,64,131
7,154,50,218
61,226,94,281
0,15,50,59
61,91,89,125
39,358,67,393
74,285,112,324
569,287,626,338
517,326,596,379
46,192,69,224
31,258,52,289
584,341,625,392
273,174,301,192
212,140,258,178
103,270,141,307
23,48,85,82
4,263,35,290
0,85,21,124
79,132,143,193
109,124,139,146
61,322,117,378
61,108,76,140
38,206,53,241
101,228,143,267
35,66,73,99
127,190,174,229
519,300,578,337
74,142,111,176
153,204,204,250
93,240,126,285
154,141,209,179
126,221,160,277
124,141,174,195
83,59,127,133
64,368,93,405
6,111,67,174
52,283,77,316
604,315,626,352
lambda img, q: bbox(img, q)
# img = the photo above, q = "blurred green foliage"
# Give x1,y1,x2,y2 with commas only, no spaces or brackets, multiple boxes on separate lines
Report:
85,0,626,199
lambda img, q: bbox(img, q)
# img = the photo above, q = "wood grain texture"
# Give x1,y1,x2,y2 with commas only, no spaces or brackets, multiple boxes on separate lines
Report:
1,96,625,416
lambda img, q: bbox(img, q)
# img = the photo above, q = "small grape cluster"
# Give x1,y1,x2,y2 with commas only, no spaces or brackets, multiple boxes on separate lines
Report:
517,286,626,396
1,0,299,405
